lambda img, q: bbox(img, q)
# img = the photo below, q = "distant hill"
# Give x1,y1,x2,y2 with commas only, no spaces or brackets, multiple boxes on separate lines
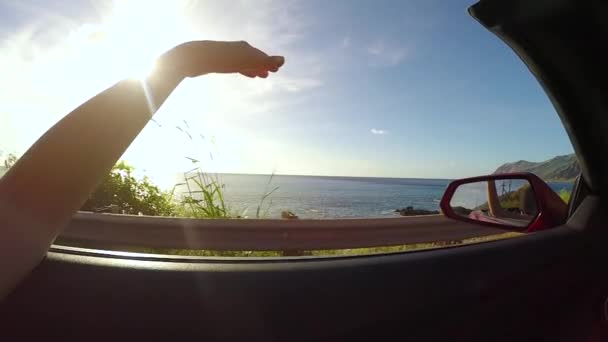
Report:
493,153,580,181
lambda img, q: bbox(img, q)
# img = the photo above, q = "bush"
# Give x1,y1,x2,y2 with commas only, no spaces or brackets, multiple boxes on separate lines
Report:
81,161,175,216
3,148,271,219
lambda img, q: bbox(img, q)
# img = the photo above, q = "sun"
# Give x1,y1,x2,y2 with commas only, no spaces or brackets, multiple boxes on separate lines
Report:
69,0,188,80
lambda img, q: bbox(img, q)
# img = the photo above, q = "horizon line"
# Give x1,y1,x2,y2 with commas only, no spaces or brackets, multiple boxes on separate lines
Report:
186,171,455,181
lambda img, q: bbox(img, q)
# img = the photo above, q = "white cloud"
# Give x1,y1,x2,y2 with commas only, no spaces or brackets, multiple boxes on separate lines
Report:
371,128,388,135
367,40,408,66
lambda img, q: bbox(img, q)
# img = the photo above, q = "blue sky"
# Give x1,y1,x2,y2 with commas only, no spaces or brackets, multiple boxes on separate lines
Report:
0,0,573,187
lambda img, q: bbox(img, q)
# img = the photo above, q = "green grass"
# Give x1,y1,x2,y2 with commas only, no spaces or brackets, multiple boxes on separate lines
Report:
171,167,282,219
255,172,279,219
171,122,231,218
173,167,230,218
172,123,280,219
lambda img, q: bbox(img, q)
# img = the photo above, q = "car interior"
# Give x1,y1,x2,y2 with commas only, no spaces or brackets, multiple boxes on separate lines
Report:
2,0,608,340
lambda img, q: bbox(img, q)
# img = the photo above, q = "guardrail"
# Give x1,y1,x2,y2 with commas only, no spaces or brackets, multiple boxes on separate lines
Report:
54,211,511,252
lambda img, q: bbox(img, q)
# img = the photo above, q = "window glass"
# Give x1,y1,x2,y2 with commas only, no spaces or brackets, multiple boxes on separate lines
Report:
0,1,576,256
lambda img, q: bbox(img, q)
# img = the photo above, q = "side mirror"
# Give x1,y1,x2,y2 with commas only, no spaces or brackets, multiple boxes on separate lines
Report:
439,172,568,232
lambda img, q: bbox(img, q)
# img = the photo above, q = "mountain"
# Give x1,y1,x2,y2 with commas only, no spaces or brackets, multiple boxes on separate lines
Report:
493,153,580,181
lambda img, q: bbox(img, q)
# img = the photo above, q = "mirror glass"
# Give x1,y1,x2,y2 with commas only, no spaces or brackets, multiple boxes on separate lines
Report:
449,179,537,228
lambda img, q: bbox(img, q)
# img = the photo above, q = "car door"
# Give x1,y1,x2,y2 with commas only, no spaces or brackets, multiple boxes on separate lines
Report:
2,0,608,341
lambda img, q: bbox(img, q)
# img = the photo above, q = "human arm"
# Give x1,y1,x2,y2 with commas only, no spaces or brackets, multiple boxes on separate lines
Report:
0,41,284,298
486,180,508,218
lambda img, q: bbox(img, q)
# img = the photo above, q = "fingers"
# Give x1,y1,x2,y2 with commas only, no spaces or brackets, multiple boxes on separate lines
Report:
232,41,285,78
239,69,270,78
239,70,257,78
263,56,284,72
267,56,285,68
239,56,285,78
226,41,285,77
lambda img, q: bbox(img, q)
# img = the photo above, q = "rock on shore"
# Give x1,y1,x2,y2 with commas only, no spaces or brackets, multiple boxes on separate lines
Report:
395,206,439,216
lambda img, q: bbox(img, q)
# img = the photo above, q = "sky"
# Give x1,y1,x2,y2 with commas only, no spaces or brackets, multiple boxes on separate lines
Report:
0,0,574,188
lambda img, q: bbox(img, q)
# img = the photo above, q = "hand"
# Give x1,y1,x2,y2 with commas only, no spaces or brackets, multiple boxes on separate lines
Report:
157,40,285,79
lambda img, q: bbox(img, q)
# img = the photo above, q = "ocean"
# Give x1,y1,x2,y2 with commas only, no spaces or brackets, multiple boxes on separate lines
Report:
192,174,574,219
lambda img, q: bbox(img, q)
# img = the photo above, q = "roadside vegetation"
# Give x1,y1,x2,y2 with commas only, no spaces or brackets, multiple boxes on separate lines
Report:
81,161,175,216
170,122,278,219
173,165,230,218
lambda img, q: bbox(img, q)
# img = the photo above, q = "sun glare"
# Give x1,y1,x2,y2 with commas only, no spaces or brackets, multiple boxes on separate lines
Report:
68,0,187,80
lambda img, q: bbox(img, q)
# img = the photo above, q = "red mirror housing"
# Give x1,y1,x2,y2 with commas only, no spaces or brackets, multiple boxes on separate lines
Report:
440,172,568,232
